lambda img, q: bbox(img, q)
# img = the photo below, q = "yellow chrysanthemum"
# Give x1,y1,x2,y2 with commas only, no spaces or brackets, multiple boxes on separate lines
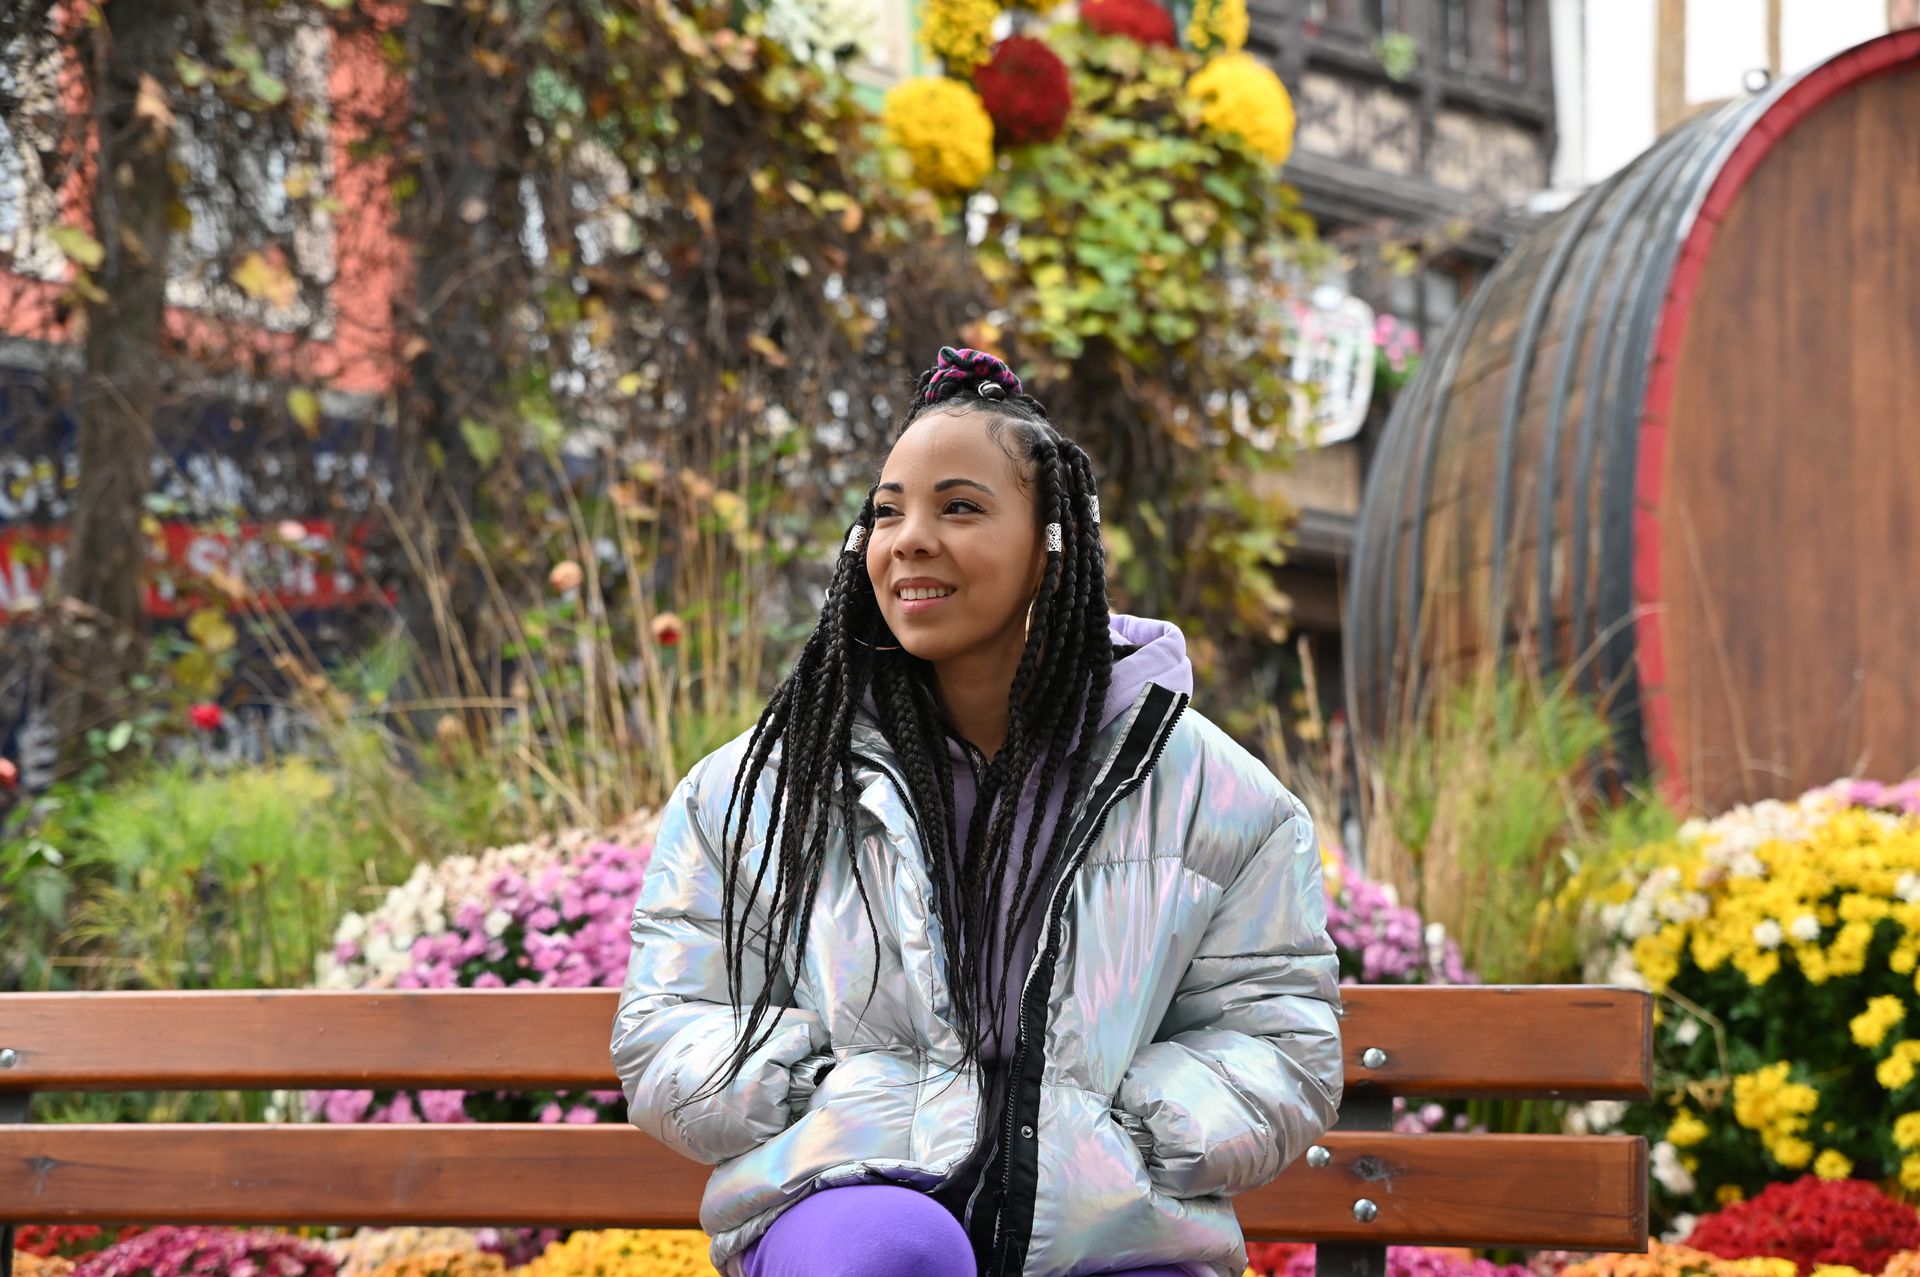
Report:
1715,1183,1745,1205
1896,1112,1920,1149
1880,1040,1920,1092
1812,1148,1853,1180
520,1230,719,1277
1721,1249,1768,1277
1906,1154,1920,1192
1727,1262,1798,1277
1186,53,1295,165
920,0,999,69
1811,1268,1869,1277
1772,1135,1815,1168
1666,1108,1710,1149
367,1252,503,1277
881,77,995,192
1186,0,1248,53
1852,994,1907,1049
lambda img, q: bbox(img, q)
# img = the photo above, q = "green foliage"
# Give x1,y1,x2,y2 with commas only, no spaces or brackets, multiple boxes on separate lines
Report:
1366,666,1674,983
960,21,1326,688
56,757,403,992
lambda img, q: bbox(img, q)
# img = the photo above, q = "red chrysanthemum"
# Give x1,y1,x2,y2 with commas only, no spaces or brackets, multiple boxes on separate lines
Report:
1684,1176,1920,1274
1081,0,1177,47
975,35,1073,145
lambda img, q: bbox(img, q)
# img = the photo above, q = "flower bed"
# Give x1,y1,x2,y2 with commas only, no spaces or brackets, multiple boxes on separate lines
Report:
1682,1177,1920,1274
68,1228,336,1277
1575,780,1920,1218
307,818,654,1127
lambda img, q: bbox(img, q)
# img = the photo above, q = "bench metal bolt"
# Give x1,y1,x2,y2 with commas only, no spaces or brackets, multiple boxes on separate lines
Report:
1352,1198,1379,1223
0,1049,16,1069
1306,1145,1331,1169
1361,1047,1387,1069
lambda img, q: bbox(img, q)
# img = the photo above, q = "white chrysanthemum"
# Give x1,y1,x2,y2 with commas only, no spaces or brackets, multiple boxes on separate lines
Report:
1897,872,1920,904
1651,1141,1695,1195
1567,1099,1629,1135
1752,919,1784,950
1673,1017,1702,1047
762,0,885,69
1788,913,1821,943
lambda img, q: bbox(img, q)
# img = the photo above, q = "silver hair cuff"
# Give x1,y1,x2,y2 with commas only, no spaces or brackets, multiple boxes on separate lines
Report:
844,524,868,555
1046,522,1063,553
1087,495,1100,525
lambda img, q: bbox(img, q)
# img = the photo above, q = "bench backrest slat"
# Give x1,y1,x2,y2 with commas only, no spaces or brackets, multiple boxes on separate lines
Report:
0,986,1652,1100
0,1125,1647,1251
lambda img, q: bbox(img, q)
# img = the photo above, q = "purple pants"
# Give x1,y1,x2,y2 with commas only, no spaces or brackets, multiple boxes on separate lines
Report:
736,1184,1197,1277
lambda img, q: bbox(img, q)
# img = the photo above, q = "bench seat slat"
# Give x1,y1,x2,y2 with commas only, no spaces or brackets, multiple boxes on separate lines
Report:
0,1126,1647,1251
0,986,1652,1101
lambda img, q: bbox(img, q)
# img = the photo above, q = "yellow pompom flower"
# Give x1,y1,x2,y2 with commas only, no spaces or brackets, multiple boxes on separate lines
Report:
1880,1040,1920,1092
1897,1112,1920,1149
1186,0,1248,53
1852,994,1907,1049
1772,1135,1814,1168
519,1230,719,1277
1665,1108,1710,1148
1812,1148,1853,1180
882,77,995,192
1811,1268,1870,1277
920,0,999,70
1715,1183,1745,1205
1186,53,1296,165
1726,1261,1798,1277
367,1253,503,1277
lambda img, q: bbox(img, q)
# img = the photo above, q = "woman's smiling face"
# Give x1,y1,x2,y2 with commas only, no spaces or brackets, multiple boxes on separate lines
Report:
866,409,1048,667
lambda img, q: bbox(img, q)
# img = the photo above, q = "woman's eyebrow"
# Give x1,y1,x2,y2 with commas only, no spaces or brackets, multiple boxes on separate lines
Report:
874,478,998,497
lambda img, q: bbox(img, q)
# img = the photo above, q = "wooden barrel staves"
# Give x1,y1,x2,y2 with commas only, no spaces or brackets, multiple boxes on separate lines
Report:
1346,31,1920,814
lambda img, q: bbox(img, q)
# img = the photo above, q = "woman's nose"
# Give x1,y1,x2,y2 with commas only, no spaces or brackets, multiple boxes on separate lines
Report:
891,508,939,558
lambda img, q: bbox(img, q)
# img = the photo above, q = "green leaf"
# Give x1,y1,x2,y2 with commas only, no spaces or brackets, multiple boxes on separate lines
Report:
50,225,105,269
459,417,503,468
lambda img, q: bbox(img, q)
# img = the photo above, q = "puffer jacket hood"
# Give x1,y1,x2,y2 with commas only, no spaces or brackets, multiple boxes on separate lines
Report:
613,641,1343,1277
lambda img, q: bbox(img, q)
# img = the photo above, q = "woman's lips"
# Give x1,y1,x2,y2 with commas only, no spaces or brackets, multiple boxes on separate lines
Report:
897,590,956,616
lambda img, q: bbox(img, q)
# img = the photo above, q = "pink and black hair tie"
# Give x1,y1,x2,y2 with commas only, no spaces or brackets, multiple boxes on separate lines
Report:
922,345,1025,404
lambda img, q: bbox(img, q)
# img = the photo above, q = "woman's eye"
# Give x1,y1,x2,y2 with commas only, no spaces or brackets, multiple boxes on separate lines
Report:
875,505,899,519
945,500,982,515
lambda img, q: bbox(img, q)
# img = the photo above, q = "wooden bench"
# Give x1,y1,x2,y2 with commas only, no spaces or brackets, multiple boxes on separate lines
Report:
0,986,1650,1277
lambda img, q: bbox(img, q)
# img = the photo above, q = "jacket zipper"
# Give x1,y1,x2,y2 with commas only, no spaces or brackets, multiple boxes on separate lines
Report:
981,687,1189,1275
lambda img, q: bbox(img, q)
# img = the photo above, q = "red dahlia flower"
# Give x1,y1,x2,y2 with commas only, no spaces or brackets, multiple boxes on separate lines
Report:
1081,0,1177,47
975,36,1073,145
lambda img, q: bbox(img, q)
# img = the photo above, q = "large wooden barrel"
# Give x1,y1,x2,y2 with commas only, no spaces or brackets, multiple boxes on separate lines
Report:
1345,31,1920,813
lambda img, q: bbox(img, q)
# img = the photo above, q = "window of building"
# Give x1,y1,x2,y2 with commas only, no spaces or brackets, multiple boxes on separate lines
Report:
1440,0,1470,68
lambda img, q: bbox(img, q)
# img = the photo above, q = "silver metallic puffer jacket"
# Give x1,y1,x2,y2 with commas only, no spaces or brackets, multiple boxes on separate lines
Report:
611,681,1343,1277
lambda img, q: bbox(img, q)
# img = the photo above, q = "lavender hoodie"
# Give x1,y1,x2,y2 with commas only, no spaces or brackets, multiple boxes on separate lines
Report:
858,613,1195,1058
